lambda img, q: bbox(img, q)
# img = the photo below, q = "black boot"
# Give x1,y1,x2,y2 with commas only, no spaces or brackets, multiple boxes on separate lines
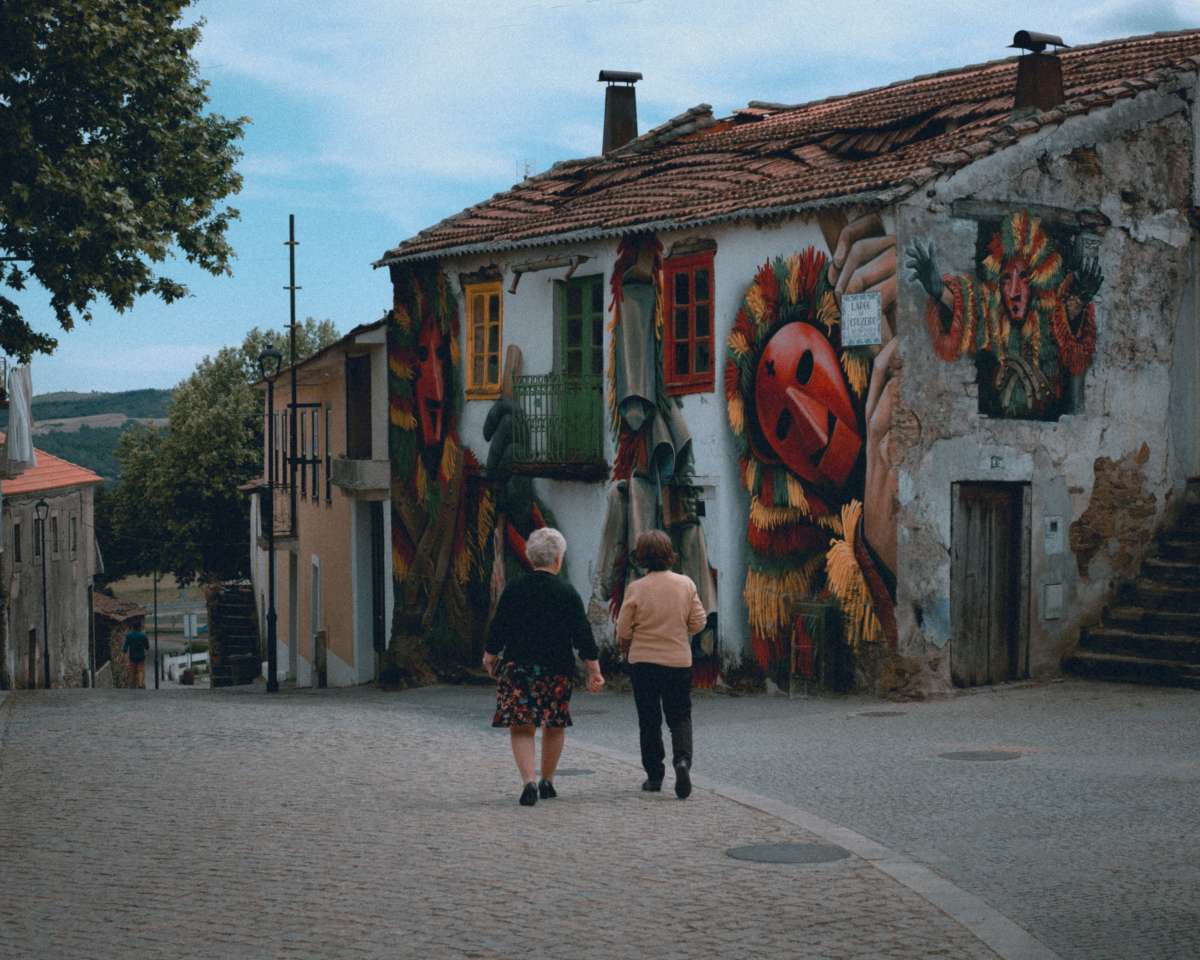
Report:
519,782,538,806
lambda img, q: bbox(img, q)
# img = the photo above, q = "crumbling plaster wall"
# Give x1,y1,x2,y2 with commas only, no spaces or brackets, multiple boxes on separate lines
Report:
893,84,1195,684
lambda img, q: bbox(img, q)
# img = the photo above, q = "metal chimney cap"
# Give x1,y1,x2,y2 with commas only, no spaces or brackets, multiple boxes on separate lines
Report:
1010,30,1069,53
599,70,642,85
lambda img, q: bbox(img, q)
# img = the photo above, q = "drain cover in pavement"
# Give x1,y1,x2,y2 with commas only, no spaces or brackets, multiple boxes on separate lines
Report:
554,768,594,776
856,710,906,717
938,750,1022,761
725,843,851,864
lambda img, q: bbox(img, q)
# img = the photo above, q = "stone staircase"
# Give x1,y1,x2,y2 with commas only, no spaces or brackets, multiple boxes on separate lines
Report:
205,582,261,687
1064,478,1200,688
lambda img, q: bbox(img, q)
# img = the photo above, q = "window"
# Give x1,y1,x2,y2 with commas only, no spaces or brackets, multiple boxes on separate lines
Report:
663,252,715,394
50,516,59,557
12,522,21,564
33,518,42,558
69,515,78,559
325,407,332,503
465,281,503,397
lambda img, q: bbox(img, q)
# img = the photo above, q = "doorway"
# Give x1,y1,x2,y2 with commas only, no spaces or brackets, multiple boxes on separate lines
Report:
950,482,1031,686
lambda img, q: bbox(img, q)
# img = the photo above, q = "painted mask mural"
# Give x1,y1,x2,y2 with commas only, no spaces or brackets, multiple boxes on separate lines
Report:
387,262,494,679
907,210,1102,420
725,214,901,687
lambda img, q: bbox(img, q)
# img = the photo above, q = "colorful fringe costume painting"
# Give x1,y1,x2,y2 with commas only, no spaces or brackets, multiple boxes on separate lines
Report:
913,211,1101,420
597,234,720,687
387,262,494,673
724,247,890,683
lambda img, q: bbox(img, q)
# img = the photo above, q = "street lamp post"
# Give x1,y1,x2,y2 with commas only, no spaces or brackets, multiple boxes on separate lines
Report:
258,347,283,694
35,498,49,689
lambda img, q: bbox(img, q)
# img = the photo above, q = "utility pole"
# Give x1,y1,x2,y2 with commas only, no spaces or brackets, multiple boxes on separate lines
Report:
285,214,300,541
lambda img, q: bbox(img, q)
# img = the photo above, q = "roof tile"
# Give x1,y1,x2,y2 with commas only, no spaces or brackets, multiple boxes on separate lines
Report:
381,30,1200,263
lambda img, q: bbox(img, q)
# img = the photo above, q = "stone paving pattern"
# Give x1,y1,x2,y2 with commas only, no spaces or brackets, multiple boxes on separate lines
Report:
411,679,1200,960
0,688,1001,960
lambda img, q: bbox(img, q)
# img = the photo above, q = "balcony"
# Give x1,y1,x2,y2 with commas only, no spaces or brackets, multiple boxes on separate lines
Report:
509,373,607,481
331,457,390,495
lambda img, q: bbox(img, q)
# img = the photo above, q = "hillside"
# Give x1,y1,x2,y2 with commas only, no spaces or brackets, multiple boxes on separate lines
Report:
2,389,175,481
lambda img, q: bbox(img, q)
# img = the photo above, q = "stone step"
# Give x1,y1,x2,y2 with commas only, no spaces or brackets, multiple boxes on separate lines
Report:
1122,580,1200,611
1081,626,1200,663
1103,605,1200,635
1062,651,1200,688
1157,538,1200,562
1140,558,1200,585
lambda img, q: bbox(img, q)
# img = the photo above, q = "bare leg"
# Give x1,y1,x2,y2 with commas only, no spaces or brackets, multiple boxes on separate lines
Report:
540,727,566,781
510,725,537,784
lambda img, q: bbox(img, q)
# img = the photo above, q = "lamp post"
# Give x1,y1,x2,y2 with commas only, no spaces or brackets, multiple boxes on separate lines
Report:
35,498,49,689
258,346,283,693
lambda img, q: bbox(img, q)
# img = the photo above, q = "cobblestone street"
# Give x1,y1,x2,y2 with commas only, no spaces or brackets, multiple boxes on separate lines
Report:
0,687,1014,960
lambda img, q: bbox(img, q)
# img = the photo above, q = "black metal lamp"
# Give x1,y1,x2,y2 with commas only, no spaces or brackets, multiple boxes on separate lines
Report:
34,497,49,689
257,346,283,693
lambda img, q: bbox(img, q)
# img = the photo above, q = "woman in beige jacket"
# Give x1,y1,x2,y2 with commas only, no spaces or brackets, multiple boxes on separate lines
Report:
616,530,708,799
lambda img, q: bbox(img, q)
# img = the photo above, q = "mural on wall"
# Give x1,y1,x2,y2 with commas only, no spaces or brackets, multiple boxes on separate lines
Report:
387,262,495,677
724,214,900,684
596,234,720,685
907,210,1102,420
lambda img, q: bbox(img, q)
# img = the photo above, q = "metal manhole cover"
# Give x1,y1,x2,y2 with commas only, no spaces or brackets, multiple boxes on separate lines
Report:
938,750,1022,762
554,768,594,777
856,711,907,717
725,843,851,864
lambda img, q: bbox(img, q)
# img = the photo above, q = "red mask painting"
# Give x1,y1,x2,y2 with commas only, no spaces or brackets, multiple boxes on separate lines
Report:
754,322,861,487
1000,257,1032,323
415,321,446,446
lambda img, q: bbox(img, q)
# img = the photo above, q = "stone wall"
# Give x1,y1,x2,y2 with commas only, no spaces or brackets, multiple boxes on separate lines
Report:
892,86,1196,692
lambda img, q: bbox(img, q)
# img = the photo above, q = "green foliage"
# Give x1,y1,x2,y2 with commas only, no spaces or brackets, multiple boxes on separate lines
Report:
101,321,340,583
241,318,341,380
30,423,143,480
0,1,246,359
27,389,172,423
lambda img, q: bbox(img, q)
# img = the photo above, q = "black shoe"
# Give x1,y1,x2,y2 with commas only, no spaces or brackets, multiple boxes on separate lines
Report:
538,779,557,800
673,760,692,799
641,778,662,792
519,782,538,806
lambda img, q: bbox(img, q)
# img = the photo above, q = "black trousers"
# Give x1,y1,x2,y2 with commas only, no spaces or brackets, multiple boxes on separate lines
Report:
630,662,693,781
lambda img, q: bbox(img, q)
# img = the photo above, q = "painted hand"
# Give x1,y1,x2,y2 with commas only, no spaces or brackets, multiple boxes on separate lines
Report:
904,240,944,302
863,336,901,576
827,212,898,330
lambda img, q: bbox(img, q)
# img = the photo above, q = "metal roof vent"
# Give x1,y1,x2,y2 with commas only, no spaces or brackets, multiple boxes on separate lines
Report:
599,70,642,154
1010,30,1070,113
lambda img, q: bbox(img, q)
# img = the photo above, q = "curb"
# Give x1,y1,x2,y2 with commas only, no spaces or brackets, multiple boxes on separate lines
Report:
575,739,1062,960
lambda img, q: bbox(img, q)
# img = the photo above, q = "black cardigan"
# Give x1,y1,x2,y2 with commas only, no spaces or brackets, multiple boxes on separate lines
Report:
485,570,599,675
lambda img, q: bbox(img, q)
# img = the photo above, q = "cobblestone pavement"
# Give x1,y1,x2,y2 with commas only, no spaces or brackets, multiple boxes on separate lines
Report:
0,688,1005,960
408,678,1200,960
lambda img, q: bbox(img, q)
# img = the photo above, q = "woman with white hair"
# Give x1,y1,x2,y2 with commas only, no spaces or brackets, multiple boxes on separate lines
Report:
483,527,605,806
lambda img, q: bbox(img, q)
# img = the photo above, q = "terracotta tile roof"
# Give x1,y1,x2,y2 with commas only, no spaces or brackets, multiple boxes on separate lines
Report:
380,30,1200,265
93,593,146,622
0,432,103,496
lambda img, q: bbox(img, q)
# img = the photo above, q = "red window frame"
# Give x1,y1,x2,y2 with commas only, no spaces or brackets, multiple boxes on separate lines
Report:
663,252,715,395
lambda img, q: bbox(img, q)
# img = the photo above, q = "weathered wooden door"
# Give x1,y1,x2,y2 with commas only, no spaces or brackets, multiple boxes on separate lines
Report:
951,482,1030,686
558,275,604,461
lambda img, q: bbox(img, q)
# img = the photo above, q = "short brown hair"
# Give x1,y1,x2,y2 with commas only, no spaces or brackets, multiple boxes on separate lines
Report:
634,530,676,572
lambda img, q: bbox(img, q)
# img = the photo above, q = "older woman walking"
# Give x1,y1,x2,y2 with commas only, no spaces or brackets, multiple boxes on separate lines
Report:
483,528,604,806
617,530,708,799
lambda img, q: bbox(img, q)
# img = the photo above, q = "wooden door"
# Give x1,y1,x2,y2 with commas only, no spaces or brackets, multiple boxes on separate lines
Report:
951,483,1030,686
558,275,604,461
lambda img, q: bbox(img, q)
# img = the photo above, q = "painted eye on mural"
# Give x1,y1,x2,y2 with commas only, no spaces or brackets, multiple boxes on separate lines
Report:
417,345,429,362
797,350,814,385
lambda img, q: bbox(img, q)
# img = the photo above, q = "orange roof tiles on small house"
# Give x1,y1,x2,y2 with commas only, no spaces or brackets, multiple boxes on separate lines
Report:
0,433,103,496
377,29,1200,266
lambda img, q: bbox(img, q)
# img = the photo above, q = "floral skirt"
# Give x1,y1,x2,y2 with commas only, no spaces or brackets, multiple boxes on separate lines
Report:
492,662,574,728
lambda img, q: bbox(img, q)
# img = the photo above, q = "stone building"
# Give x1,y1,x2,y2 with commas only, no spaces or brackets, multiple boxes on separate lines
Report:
370,28,1200,694
0,443,102,688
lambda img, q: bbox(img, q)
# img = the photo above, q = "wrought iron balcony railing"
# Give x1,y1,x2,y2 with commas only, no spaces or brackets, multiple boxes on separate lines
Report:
511,373,604,468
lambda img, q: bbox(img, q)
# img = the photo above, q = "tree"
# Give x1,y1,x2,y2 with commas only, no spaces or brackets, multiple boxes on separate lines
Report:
103,320,341,584
0,1,246,359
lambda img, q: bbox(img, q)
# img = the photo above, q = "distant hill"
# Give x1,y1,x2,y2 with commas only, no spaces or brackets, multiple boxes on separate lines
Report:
1,389,175,481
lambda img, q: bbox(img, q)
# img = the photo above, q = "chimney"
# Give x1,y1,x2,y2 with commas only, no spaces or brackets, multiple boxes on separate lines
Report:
599,70,642,153
1010,30,1069,113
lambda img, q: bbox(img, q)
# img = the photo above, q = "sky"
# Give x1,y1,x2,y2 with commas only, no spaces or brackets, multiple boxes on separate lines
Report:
17,0,1200,395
